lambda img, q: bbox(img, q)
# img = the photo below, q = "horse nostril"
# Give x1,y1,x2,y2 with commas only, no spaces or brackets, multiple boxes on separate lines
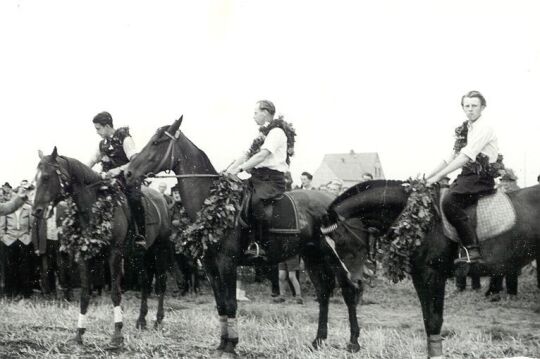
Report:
126,171,132,178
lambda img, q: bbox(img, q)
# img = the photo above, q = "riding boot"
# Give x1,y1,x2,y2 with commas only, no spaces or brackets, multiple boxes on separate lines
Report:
454,225,483,264
132,204,146,244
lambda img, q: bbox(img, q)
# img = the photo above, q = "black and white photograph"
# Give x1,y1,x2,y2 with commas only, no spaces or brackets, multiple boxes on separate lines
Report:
0,1,539,358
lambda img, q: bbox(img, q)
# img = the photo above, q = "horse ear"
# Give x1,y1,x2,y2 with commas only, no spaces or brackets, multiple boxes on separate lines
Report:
167,115,183,135
38,150,44,159
51,147,58,161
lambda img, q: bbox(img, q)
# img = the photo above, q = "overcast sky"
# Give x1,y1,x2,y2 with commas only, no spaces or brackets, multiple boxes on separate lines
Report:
1,0,539,190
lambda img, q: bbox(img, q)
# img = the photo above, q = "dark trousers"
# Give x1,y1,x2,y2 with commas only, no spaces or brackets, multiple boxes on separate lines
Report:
126,184,145,236
442,191,481,248
249,168,286,222
4,241,35,298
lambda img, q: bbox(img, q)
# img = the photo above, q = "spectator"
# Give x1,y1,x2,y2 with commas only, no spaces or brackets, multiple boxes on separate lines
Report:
498,169,519,193
1,191,35,299
360,172,373,182
317,184,327,192
284,171,293,191
1,182,12,203
327,179,343,197
300,172,315,190
274,255,303,304
35,202,66,297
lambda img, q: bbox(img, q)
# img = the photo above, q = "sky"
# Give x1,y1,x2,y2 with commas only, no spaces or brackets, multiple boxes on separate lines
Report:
1,0,539,190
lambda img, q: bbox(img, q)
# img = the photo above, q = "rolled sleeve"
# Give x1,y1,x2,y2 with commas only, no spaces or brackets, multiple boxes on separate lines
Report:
261,128,286,154
123,136,138,160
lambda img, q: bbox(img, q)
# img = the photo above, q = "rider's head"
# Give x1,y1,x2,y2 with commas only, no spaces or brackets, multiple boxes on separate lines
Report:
461,91,486,122
254,100,275,126
93,111,115,139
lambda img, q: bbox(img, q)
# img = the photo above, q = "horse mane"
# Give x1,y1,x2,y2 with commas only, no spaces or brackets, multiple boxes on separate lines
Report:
58,156,102,185
330,179,404,211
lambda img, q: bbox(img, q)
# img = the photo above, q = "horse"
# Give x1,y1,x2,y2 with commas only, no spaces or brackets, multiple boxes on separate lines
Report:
32,148,172,348
124,117,371,357
324,179,540,358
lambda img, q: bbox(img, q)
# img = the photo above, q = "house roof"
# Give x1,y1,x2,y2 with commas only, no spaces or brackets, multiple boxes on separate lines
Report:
321,152,382,181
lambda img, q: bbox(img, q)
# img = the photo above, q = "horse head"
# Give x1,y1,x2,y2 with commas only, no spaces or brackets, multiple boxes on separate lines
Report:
33,147,68,218
125,116,183,186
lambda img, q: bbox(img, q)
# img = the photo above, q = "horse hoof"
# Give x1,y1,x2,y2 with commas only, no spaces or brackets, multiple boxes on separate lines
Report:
220,352,238,359
153,321,164,330
68,335,83,346
347,341,360,353
311,338,325,350
107,336,124,350
136,320,147,330
488,294,501,302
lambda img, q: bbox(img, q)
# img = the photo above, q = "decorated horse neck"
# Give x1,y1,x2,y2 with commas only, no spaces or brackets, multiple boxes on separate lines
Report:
326,180,410,233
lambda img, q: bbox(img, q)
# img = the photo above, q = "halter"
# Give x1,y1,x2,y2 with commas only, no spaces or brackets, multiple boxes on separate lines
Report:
144,129,219,180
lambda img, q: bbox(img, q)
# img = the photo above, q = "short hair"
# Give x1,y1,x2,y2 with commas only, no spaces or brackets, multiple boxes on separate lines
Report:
537,174,540,183
461,90,486,107
257,100,276,116
301,172,313,180
93,111,114,127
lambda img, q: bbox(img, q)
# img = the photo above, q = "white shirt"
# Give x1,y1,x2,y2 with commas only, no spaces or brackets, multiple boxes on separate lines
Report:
461,116,498,162
447,116,499,164
255,128,289,173
47,208,59,241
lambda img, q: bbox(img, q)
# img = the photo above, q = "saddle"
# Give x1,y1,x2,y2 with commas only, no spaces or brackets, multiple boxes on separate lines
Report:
440,188,516,242
237,191,301,236
139,187,163,248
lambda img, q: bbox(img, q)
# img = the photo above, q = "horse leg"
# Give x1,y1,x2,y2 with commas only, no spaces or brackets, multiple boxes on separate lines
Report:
505,270,519,296
304,255,335,349
109,247,124,348
411,266,447,359
218,255,239,358
136,247,152,330
485,275,503,301
73,259,91,345
337,272,361,352
536,251,540,289
203,257,230,357
471,273,481,290
154,240,169,329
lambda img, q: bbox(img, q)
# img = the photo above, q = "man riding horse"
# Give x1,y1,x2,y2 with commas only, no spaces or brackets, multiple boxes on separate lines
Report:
226,100,295,259
426,90,502,264
87,111,146,242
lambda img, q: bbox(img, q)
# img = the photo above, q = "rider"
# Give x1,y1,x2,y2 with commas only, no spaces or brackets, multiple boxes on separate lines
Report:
87,111,146,242
227,100,293,255
426,91,500,264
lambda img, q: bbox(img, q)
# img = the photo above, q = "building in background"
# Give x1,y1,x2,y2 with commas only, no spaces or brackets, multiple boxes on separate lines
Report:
312,150,385,188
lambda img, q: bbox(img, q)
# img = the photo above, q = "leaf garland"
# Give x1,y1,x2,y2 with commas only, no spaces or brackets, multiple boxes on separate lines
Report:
246,117,296,164
453,121,469,154
377,178,437,283
169,174,245,259
60,183,123,261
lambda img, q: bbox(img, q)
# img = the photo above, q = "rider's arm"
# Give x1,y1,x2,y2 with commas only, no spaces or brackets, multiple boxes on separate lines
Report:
123,136,137,161
427,153,470,183
87,148,102,169
238,149,271,172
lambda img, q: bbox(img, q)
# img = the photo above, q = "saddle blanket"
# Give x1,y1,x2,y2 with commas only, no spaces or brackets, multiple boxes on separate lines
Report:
441,188,516,242
238,192,301,234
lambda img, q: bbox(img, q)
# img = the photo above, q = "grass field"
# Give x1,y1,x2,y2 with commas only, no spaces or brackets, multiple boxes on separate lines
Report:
1,272,539,359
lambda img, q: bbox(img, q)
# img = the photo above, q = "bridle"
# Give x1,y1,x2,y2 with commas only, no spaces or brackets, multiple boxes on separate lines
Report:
143,128,219,180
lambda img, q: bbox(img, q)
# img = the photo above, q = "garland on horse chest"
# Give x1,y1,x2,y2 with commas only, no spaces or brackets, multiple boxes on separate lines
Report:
60,182,124,261
377,179,438,283
170,174,244,259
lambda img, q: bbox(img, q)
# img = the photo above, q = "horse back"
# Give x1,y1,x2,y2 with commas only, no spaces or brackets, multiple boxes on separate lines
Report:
141,186,171,247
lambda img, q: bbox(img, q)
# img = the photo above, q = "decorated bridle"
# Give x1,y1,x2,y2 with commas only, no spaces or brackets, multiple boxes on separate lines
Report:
144,127,219,180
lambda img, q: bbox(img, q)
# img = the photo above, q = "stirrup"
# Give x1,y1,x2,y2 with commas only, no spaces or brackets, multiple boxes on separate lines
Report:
454,246,482,264
246,242,261,257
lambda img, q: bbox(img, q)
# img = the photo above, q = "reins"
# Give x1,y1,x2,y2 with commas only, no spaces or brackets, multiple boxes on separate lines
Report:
143,130,219,180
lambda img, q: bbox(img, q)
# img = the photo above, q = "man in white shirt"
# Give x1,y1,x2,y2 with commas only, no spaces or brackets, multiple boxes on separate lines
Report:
427,91,500,263
227,100,290,249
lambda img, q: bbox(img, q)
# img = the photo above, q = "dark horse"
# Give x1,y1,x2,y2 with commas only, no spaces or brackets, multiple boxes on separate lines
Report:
325,179,540,358
125,117,370,357
32,148,171,348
